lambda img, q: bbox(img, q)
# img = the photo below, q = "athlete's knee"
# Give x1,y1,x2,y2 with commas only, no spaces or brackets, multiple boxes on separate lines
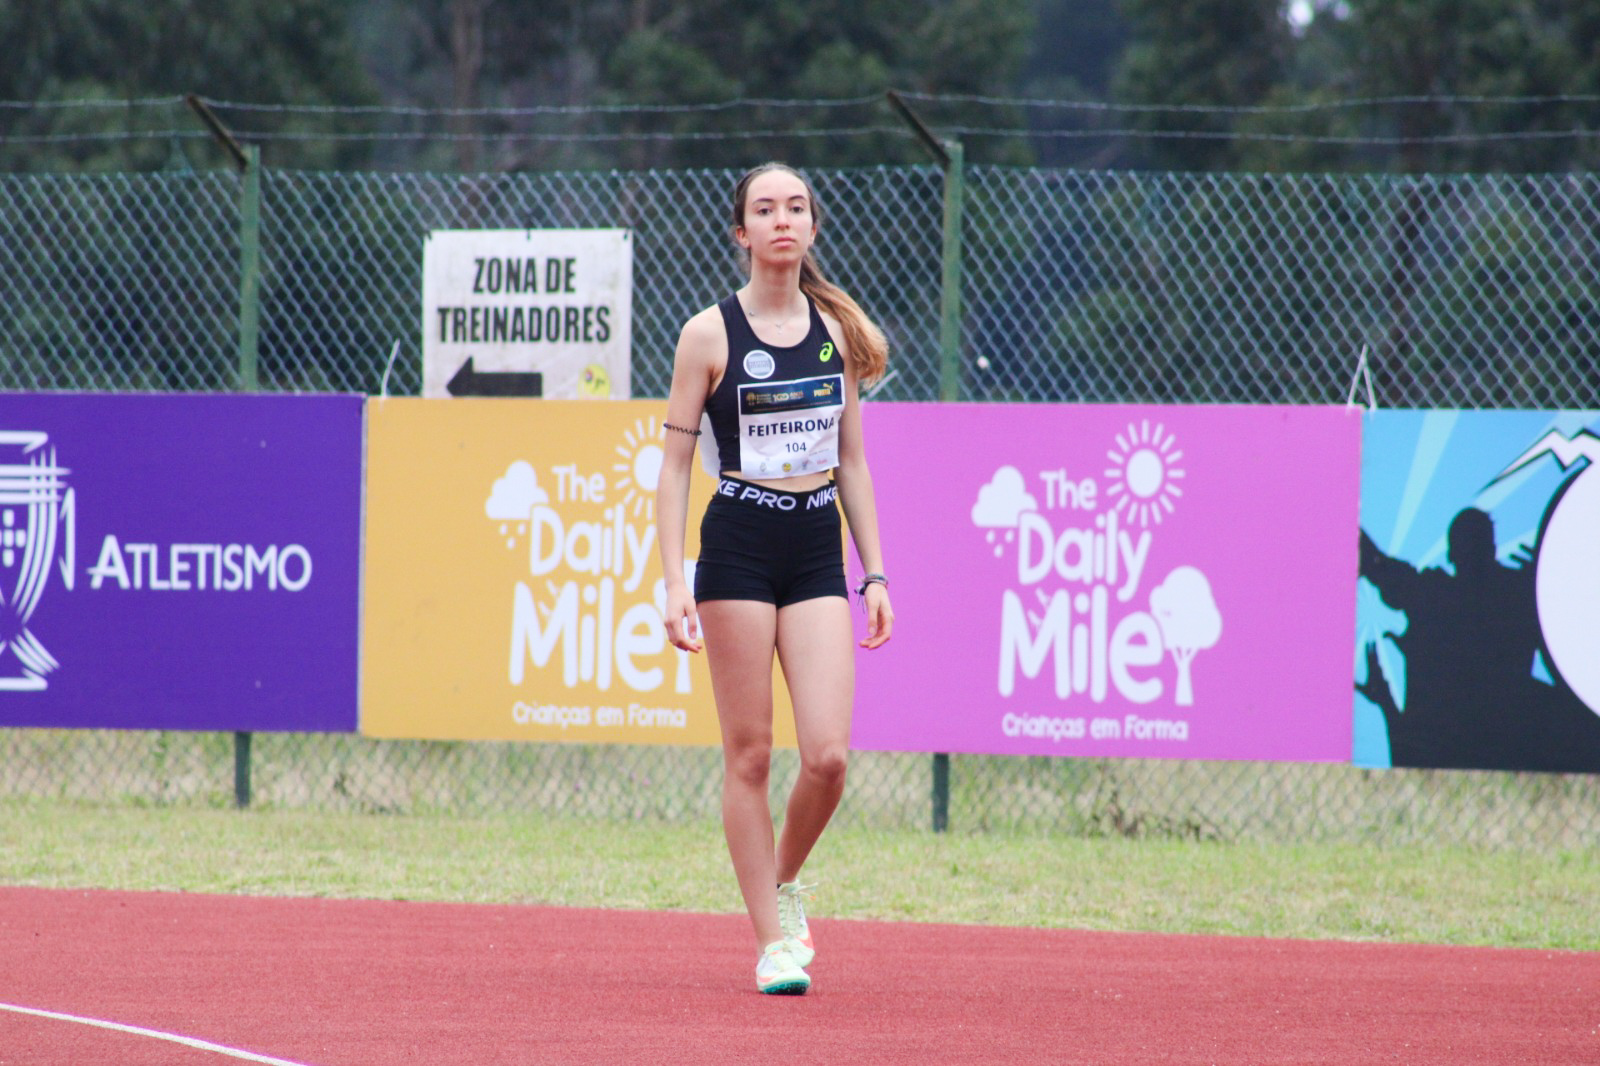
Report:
723,739,773,789
801,744,849,789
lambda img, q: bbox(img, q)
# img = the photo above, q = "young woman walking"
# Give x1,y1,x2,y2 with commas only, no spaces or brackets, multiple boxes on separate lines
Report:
656,162,894,995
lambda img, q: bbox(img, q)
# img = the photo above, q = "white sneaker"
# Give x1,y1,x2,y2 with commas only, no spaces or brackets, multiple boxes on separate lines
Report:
755,940,811,995
777,881,816,967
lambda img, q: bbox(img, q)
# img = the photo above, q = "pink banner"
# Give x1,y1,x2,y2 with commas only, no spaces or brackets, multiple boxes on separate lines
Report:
851,404,1360,761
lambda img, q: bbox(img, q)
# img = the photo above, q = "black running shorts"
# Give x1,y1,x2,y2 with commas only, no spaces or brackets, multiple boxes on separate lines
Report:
694,477,848,607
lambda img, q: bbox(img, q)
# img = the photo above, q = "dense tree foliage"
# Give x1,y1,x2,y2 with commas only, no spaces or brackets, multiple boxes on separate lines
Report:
1110,0,1291,171
0,0,379,170
5,0,1600,173
364,0,1036,170
1231,0,1600,174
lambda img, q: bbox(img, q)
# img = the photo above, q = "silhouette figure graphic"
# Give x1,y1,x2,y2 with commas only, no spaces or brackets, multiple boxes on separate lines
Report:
1358,508,1600,772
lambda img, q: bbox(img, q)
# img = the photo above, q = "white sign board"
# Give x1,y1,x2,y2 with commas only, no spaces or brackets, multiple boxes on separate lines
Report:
421,229,633,399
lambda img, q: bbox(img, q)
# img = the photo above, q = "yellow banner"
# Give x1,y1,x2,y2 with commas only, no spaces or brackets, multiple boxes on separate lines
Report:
362,398,793,745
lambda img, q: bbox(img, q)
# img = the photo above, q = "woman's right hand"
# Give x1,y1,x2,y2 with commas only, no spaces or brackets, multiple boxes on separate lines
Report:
663,585,703,653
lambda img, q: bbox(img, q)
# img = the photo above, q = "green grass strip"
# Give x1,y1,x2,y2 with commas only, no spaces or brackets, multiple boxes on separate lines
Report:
3,799,1594,952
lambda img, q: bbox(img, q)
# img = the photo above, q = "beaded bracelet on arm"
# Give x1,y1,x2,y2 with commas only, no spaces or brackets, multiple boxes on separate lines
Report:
664,422,701,437
854,572,888,596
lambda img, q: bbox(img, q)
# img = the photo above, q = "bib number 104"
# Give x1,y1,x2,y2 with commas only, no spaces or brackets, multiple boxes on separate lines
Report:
784,442,806,454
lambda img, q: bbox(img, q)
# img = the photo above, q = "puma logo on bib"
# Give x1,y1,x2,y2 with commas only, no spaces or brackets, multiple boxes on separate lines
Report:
743,350,776,380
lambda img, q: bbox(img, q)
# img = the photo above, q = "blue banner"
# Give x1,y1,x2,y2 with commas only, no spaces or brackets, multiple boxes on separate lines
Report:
1356,410,1600,772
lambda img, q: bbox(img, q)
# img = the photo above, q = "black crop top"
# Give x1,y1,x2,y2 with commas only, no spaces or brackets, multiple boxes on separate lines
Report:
698,294,845,480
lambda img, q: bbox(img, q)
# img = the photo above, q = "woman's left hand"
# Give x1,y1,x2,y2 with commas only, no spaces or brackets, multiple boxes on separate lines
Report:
859,583,894,649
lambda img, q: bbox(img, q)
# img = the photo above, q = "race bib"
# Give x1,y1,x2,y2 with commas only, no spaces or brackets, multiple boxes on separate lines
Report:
735,374,844,478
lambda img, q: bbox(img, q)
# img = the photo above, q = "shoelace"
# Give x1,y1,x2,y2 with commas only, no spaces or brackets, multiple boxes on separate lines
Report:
777,881,816,933
761,942,799,970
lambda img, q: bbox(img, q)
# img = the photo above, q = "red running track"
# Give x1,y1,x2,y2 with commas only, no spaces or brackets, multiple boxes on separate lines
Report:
0,887,1595,1065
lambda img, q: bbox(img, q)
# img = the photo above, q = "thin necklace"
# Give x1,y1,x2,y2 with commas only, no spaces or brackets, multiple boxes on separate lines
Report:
743,297,806,332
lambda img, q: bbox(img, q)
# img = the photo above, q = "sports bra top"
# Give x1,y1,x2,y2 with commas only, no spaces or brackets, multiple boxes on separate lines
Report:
698,293,845,480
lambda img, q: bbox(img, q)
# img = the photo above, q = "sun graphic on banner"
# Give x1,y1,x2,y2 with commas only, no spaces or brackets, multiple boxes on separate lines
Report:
611,417,665,523
1105,420,1185,527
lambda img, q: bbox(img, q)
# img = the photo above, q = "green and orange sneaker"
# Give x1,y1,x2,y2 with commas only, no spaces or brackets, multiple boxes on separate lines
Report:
755,940,811,995
777,881,816,967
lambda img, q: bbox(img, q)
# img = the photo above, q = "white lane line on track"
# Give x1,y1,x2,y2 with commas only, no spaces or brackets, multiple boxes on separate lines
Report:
0,1002,315,1066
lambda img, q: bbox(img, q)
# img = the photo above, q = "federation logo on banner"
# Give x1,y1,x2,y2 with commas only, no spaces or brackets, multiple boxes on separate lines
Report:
0,425,332,690
0,432,75,691
0,394,362,733
971,421,1220,744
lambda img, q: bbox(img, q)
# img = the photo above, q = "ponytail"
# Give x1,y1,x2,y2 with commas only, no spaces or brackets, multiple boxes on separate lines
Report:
799,255,888,387
731,161,890,387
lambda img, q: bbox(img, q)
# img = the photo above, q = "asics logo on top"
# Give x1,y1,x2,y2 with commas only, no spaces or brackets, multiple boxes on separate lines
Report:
819,342,834,363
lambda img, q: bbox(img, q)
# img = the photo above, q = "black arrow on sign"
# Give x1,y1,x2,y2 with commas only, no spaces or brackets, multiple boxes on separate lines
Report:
447,357,543,397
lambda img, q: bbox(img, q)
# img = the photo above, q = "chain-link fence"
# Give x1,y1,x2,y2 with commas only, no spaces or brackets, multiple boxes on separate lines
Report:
4,729,1597,851
2,162,1597,848
6,165,1597,403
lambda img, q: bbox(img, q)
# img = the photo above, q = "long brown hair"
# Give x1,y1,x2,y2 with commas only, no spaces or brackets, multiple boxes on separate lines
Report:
731,162,889,387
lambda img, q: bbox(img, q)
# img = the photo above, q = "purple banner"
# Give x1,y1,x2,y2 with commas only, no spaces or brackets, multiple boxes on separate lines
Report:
0,393,362,731
851,403,1361,761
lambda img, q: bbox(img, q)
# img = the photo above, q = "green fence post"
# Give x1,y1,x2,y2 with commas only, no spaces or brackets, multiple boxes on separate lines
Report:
233,731,253,809
885,92,964,834
930,139,964,834
234,144,261,806
931,751,950,833
237,143,261,392
937,139,965,404
187,95,260,807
